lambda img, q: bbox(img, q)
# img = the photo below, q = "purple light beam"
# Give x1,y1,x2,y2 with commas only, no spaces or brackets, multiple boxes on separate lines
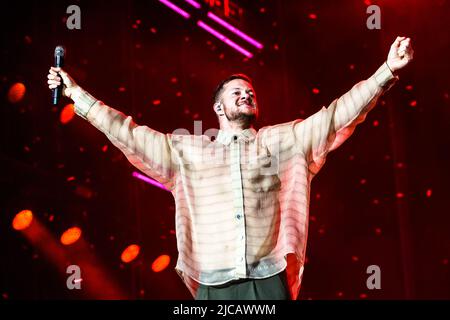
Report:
184,0,201,9
132,171,169,191
207,12,263,49
197,20,253,58
159,0,191,19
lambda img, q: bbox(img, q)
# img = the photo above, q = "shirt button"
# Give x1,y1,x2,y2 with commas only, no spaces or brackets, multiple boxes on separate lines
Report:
233,135,238,141
236,214,241,220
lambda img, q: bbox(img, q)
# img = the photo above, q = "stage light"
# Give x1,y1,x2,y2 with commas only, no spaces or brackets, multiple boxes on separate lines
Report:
159,0,191,19
7,82,26,103
207,12,263,49
197,20,253,58
184,0,201,9
12,209,33,230
152,254,170,272
60,227,82,245
60,103,75,124
121,244,140,263
132,171,169,191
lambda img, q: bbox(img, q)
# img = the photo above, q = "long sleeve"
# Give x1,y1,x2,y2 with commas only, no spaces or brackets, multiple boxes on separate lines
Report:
293,62,398,174
71,87,178,190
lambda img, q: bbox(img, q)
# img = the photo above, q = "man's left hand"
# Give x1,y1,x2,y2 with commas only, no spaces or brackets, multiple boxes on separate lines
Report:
386,36,414,73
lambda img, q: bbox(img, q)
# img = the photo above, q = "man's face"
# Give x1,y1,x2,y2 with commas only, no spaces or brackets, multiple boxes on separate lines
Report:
219,79,258,123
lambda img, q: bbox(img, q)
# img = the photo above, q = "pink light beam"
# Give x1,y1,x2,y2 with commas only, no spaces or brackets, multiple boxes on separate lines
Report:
159,0,191,19
197,20,253,58
207,12,263,49
184,0,201,9
132,171,169,191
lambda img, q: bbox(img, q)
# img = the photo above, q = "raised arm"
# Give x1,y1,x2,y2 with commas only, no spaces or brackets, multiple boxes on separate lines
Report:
47,67,178,190
294,37,414,174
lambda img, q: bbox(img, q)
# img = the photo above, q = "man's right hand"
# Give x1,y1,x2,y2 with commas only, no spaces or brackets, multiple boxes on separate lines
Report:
47,67,79,100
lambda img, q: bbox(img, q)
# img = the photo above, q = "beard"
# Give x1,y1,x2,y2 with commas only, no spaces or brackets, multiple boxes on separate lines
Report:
225,109,257,126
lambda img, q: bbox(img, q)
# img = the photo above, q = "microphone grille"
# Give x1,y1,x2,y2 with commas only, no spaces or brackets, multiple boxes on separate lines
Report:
54,45,65,57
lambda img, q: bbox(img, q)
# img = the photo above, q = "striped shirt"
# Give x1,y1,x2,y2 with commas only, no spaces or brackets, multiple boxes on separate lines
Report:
72,62,397,299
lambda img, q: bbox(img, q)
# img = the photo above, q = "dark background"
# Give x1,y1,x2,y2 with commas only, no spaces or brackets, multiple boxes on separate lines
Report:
1,0,449,299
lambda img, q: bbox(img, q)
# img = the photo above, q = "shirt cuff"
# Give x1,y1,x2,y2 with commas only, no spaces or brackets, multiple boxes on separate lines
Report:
72,87,98,120
373,62,399,91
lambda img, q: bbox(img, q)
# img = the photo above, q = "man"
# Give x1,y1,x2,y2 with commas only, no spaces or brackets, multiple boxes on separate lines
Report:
47,37,413,300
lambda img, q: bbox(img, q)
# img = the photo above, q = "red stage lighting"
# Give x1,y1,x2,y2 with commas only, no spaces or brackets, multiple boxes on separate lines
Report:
7,82,26,103
121,244,140,263
60,227,82,245
152,254,170,272
12,209,33,230
60,104,75,124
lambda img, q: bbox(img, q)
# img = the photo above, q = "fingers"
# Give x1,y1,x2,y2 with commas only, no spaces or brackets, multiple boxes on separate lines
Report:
397,38,412,57
392,36,409,48
47,73,61,81
47,68,61,89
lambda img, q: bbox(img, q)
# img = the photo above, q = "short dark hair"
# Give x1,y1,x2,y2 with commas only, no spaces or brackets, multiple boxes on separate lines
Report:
212,73,253,104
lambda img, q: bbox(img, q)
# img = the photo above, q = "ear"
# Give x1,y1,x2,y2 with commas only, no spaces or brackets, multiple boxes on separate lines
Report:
214,102,224,116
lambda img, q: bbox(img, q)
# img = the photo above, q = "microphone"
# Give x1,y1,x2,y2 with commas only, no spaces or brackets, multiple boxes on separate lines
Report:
52,46,65,105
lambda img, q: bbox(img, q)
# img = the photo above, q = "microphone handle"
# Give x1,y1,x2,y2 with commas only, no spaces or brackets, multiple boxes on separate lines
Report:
52,54,64,105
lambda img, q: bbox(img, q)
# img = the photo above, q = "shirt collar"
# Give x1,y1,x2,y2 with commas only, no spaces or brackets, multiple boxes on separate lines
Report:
216,127,257,145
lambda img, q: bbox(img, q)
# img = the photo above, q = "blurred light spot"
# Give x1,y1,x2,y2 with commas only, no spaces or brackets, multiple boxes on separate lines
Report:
60,104,75,124
12,210,33,230
152,254,170,272
312,88,320,94
60,227,82,245
74,185,94,199
359,293,367,299
24,35,32,44
8,82,26,103
373,120,379,127
426,189,432,198
396,192,405,199
102,145,108,152
405,85,413,91
409,100,417,107
375,227,382,235
121,244,140,263
395,162,405,169
153,99,161,106
351,256,359,262
308,13,317,20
